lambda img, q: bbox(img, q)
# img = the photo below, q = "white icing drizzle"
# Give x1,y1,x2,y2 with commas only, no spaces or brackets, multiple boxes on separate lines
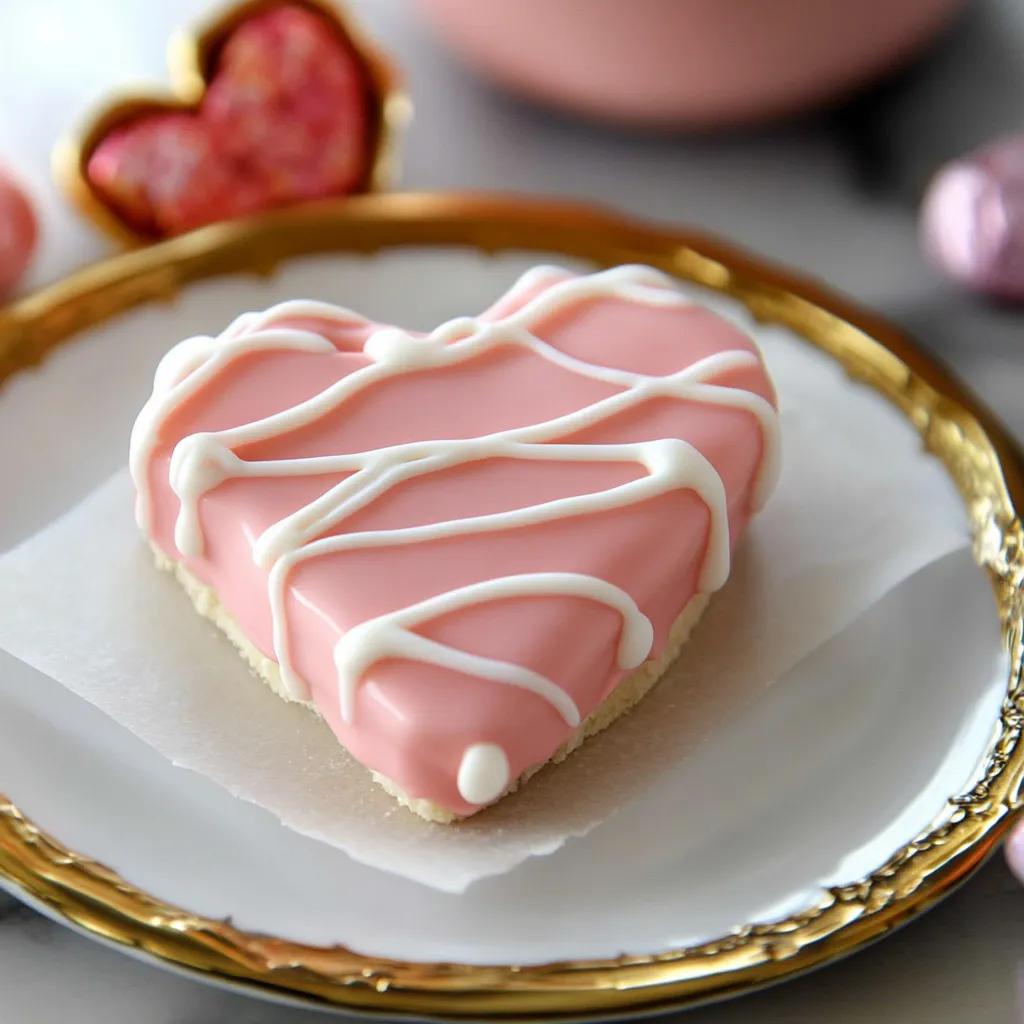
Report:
264,438,724,704
131,324,338,531
333,572,655,726
132,265,781,804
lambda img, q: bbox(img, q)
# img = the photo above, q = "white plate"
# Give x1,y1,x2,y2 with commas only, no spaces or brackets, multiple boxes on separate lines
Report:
0,245,1008,996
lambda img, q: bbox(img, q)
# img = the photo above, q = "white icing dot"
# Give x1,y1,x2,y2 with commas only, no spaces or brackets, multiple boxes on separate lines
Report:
617,614,654,670
457,743,510,806
363,327,439,367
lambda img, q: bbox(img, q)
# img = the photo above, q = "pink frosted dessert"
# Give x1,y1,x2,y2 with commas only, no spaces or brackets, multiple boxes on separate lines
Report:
130,265,780,821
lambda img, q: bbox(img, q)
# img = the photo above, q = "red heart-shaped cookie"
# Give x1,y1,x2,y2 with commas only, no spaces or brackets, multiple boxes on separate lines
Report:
131,265,779,819
55,0,408,245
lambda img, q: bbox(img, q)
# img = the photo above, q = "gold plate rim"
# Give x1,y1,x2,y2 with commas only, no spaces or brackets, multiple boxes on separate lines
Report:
1,191,1022,1019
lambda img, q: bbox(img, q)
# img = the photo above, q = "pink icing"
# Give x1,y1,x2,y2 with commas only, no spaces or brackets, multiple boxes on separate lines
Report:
138,268,777,816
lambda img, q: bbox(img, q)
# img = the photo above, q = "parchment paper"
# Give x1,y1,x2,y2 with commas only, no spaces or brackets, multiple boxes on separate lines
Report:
0,327,970,892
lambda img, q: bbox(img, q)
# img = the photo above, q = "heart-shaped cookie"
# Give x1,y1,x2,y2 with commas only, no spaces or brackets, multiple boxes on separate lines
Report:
131,265,779,820
54,0,408,245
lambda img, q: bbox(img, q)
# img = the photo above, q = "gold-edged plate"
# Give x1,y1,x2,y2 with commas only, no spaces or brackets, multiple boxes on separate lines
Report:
0,193,1021,1019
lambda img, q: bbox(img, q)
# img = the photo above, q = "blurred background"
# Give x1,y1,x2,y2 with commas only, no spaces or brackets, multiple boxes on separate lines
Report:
2,1,1023,420
1,0,1024,1020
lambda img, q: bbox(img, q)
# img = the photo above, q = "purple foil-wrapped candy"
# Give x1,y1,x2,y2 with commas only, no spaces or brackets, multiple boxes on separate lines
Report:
920,136,1024,301
1006,820,1024,885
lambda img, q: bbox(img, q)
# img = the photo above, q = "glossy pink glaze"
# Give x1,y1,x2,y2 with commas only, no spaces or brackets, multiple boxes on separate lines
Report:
142,275,776,815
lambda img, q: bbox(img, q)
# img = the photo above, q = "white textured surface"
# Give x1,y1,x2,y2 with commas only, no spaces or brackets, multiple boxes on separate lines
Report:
0,0,1023,1019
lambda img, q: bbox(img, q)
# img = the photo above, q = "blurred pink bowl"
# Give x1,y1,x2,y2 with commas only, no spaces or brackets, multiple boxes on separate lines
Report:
412,0,963,128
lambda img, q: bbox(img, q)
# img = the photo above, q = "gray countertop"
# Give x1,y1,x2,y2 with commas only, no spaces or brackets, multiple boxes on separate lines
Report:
2,0,1024,1020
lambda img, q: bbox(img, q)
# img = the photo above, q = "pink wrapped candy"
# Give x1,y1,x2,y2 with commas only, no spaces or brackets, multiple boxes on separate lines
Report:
86,4,370,237
0,166,37,295
920,136,1024,301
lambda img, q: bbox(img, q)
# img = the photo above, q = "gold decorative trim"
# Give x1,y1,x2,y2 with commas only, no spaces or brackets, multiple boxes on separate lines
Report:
0,193,1022,1018
51,0,411,248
